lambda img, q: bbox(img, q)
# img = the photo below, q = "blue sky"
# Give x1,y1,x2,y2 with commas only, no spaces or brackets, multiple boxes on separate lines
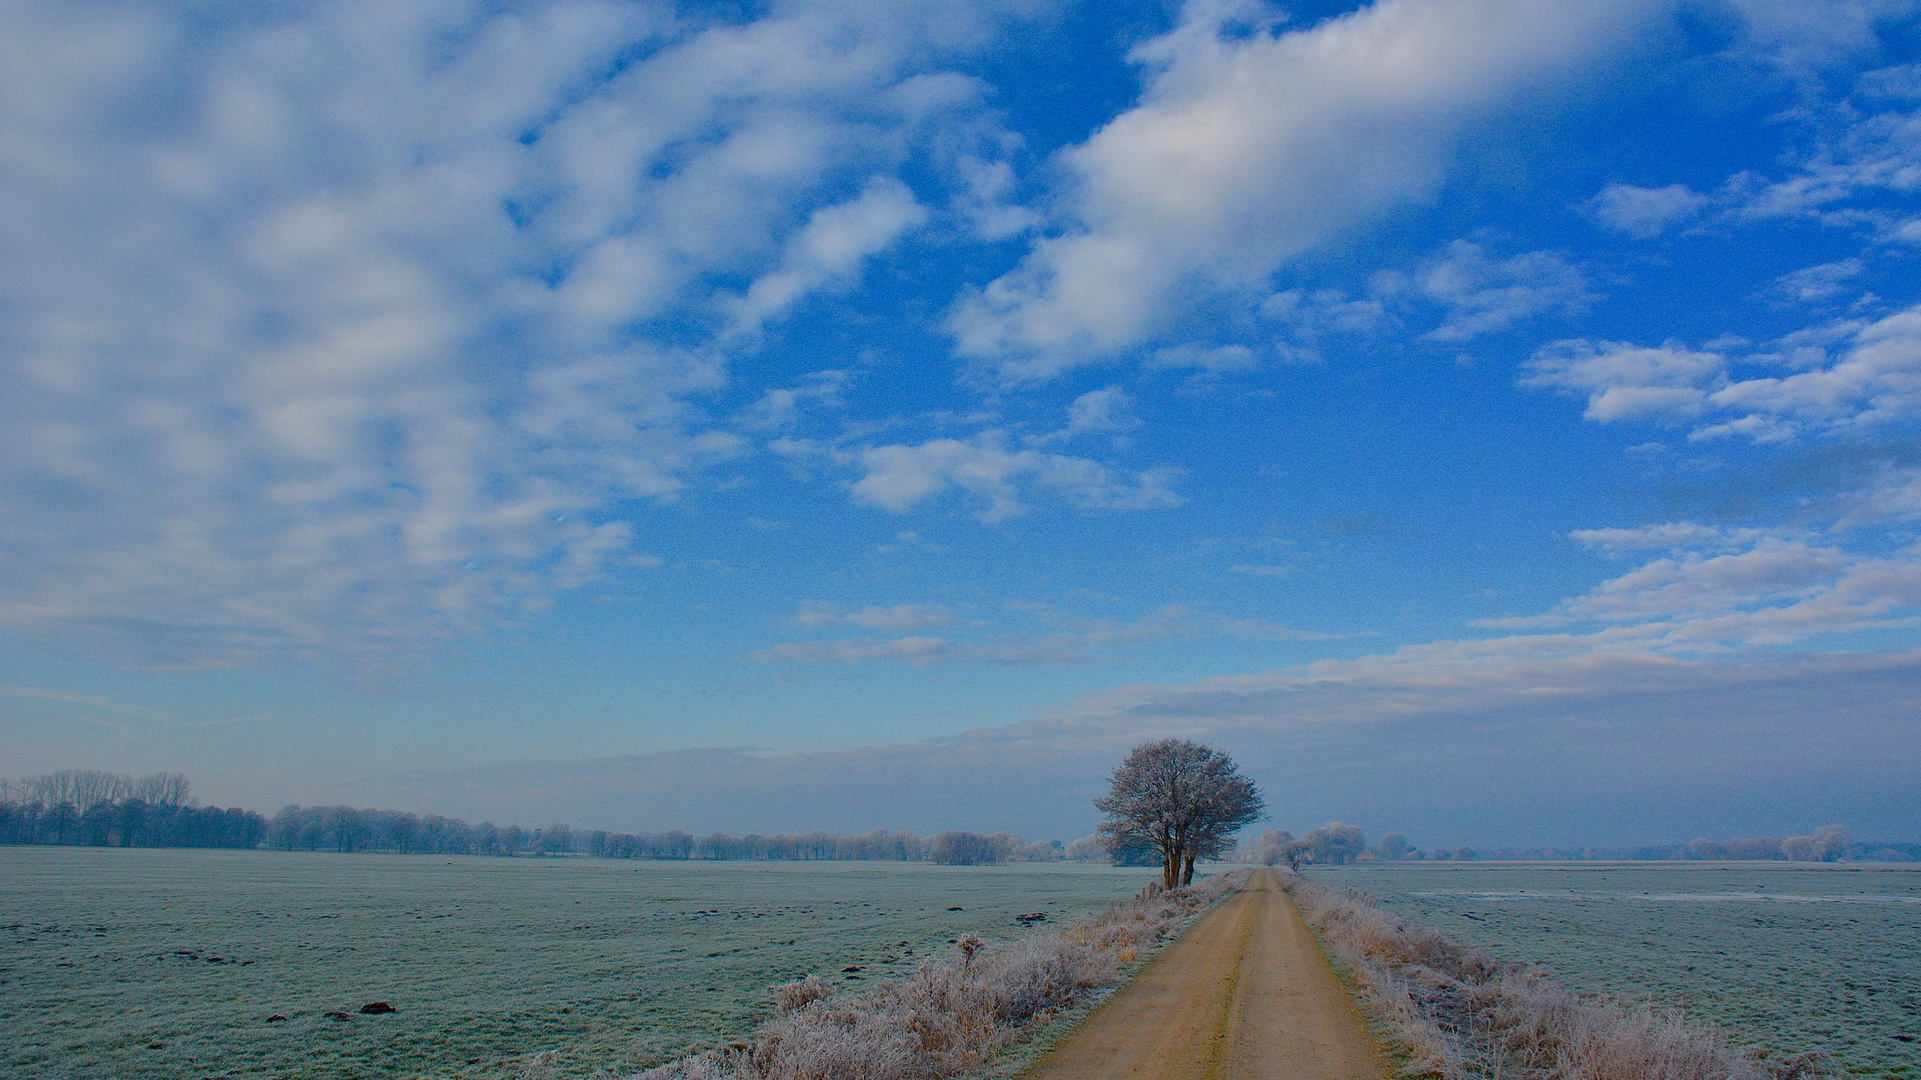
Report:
3,0,1920,848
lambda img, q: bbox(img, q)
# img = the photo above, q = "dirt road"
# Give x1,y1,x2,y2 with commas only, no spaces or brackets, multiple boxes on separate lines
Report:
1021,868,1388,1080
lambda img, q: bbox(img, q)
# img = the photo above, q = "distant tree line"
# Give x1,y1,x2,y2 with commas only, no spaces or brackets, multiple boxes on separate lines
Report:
16,770,1912,865
1221,821,1920,864
1680,825,1921,863
0,770,266,849
1,773,1072,864
265,806,553,854
597,829,1060,863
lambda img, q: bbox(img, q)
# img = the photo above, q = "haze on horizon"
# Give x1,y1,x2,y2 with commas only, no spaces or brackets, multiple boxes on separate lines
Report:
2,0,1919,850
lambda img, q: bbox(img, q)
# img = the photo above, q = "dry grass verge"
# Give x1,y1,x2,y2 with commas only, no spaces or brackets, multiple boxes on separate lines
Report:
1281,872,1826,1080
623,871,1246,1080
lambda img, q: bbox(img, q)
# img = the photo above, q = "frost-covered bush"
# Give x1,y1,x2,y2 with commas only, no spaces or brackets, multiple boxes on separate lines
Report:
771,975,832,1014
1281,873,1825,1080
630,871,1245,1080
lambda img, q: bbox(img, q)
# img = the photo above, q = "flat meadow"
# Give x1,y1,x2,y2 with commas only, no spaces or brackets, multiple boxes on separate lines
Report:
0,847,1161,1080
1313,861,1921,1079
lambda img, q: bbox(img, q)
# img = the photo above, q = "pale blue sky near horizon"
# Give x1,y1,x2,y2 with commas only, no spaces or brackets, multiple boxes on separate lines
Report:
2,0,1919,848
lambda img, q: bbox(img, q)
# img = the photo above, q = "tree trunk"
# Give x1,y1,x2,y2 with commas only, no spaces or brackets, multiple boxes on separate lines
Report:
1161,839,1182,890
1180,850,1196,886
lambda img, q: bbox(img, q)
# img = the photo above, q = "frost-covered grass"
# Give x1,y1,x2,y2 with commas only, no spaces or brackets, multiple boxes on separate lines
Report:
1284,868,1914,1080
0,847,1164,1080
1307,863,1920,1080
628,871,1244,1080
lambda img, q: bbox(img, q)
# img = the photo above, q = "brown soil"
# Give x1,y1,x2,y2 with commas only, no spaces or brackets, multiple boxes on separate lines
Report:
1021,868,1389,1080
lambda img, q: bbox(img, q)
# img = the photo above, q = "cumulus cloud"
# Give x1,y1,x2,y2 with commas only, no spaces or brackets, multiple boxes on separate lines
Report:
848,432,1183,521
947,0,1654,380
1524,306,1921,440
1027,387,1144,447
0,0,1025,669
1522,341,1725,422
1590,182,1709,238
1064,387,1139,436
727,176,927,333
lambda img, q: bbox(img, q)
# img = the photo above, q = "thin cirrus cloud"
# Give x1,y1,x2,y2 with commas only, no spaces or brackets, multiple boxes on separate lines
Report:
0,0,1030,669
948,0,1657,381
794,602,960,632
755,604,1345,668
1410,242,1591,342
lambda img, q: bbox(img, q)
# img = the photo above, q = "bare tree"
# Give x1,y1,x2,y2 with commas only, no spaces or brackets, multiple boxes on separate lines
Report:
133,772,192,807
1095,739,1264,890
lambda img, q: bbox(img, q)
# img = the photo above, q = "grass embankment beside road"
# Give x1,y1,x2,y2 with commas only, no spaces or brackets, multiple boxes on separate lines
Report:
624,871,1246,1080
1284,871,1827,1080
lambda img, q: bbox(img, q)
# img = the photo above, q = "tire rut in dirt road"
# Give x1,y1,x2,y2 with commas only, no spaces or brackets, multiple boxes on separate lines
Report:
1021,868,1388,1080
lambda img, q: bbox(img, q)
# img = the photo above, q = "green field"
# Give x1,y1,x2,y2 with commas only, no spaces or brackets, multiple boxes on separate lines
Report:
0,848,1162,1079
1314,862,1921,1078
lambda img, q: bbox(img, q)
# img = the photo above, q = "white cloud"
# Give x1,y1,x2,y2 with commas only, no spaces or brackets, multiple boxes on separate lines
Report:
1570,523,1771,552
1259,289,1394,342
1065,388,1138,435
1146,344,1260,372
1723,0,1916,71
757,603,1342,667
752,635,1103,667
953,154,1042,240
794,602,958,632
848,432,1183,521
1771,258,1866,303
1590,182,1709,238
1479,521,1921,649
1522,341,1725,422
1703,306,1921,436
1730,94,1921,227
0,0,1022,670
947,0,1655,380
739,370,850,431
1527,309,1921,440
728,176,927,332
1415,241,1590,341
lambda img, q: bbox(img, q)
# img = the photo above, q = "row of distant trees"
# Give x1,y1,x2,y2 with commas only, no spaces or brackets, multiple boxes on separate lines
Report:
0,771,266,849
1,773,1074,863
1679,825,1913,862
12,770,1914,864
262,810,1073,863
1225,822,1919,864
594,828,1062,863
